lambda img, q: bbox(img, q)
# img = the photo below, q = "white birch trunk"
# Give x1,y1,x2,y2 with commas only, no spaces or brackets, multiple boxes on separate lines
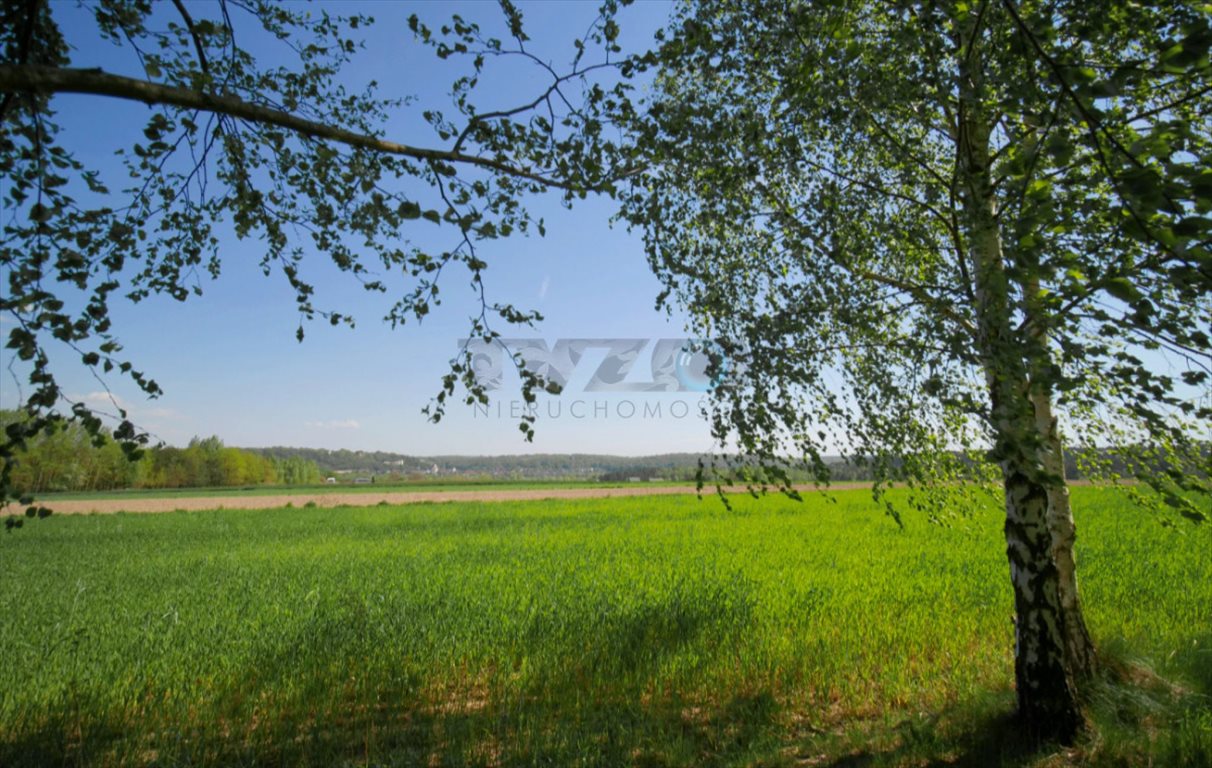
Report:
957,16,1085,741
1030,386,1098,680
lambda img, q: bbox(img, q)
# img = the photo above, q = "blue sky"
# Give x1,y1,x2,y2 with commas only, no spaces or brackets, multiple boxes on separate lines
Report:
0,0,717,455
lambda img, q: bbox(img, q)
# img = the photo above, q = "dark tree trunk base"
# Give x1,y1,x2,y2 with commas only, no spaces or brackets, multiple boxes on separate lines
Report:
1003,469,1087,747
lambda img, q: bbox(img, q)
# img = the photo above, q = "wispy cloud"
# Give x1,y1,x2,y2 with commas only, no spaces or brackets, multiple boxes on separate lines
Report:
538,275,550,301
305,419,360,430
63,391,186,445
79,390,129,412
74,391,178,419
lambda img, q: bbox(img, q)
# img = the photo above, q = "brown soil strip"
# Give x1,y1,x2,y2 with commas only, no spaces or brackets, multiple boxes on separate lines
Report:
38,483,875,515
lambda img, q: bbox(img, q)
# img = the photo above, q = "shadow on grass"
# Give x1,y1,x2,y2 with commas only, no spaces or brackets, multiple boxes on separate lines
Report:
4,685,1203,768
0,579,768,767
0,691,782,767
6,635,1208,766
802,704,1047,768
806,635,1212,768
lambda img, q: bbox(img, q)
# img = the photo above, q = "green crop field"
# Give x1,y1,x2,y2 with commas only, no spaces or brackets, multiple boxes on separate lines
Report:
1,487,1209,767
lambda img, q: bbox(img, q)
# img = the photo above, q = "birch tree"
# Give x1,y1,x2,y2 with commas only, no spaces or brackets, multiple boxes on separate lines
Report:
619,0,1211,743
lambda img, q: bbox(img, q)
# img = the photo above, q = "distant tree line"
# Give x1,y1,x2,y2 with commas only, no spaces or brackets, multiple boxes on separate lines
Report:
136,436,323,490
596,450,1209,485
249,446,430,475
8,409,1195,494
1,411,322,493
252,447,719,478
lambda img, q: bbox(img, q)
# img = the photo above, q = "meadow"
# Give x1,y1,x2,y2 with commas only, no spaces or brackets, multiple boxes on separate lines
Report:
0,487,1208,767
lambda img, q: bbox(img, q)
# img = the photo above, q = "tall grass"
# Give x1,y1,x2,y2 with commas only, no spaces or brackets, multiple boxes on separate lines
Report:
0,487,1208,766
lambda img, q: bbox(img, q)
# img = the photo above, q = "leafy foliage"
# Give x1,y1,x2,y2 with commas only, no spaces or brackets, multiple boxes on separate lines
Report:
1,0,632,513
618,0,1210,522
0,411,323,504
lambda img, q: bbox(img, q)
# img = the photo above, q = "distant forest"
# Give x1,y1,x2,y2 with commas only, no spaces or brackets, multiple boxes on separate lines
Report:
246,447,718,481
1,411,322,494
243,446,1148,484
2,411,1193,494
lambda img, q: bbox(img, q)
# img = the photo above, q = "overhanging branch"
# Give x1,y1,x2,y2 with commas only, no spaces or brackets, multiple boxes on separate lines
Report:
0,64,583,191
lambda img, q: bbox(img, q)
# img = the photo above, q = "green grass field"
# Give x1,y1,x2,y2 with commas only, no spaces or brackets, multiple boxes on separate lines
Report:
1,487,1209,767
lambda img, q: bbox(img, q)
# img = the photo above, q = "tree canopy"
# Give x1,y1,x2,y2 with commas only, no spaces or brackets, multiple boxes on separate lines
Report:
1,0,632,512
617,0,1210,741
621,0,1209,517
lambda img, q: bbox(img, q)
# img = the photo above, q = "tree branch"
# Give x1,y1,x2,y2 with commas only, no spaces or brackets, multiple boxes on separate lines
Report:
0,64,587,191
0,0,45,122
169,0,212,78
452,60,614,154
